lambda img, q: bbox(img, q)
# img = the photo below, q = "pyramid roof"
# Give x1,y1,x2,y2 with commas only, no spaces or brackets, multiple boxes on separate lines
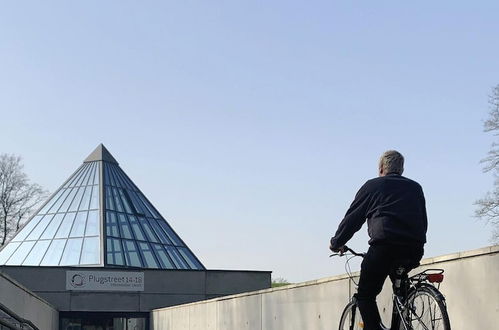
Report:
0,145,204,270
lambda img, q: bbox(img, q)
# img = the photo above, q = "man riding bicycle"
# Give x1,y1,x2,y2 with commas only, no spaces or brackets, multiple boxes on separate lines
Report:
330,150,427,330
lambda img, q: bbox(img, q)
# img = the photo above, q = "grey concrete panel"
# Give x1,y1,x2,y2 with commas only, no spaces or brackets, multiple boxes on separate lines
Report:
151,245,499,330
206,271,270,295
187,303,207,330
152,309,173,330
217,294,262,330
0,267,270,314
423,252,499,330
261,280,350,330
70,292,140,311
0,267,67,291
186,302,217,330
171,307,190,329
0,273,58,330
140,294,206,311
35,292,71,311
144,270,206,294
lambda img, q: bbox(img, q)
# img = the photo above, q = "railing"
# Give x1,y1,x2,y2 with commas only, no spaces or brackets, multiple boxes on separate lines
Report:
0,301,39,330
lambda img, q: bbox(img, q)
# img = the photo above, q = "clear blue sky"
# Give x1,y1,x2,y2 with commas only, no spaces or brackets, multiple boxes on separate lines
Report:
1,1,498,282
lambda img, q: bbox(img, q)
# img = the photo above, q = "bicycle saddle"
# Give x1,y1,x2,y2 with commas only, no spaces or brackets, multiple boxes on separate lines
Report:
391,259,420,275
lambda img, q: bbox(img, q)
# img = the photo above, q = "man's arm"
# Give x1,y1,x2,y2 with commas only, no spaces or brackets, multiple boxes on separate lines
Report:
330,182,371,251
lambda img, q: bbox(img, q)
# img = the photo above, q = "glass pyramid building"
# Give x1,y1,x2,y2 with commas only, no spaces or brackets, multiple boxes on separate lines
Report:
0,144,205,270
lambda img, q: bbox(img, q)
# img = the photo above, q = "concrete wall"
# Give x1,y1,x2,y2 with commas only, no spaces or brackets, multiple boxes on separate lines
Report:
151,245,499,330
0,268,271,312
0,272,58,330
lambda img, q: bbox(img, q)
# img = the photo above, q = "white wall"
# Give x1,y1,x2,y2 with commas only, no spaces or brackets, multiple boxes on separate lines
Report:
0,272,58,330
152,245,499,330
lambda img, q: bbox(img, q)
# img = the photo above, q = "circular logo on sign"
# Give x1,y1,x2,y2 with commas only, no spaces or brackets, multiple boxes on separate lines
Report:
70,274,87,288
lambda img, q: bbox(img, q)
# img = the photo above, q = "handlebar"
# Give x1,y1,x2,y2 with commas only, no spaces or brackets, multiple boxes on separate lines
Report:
329,246,365,258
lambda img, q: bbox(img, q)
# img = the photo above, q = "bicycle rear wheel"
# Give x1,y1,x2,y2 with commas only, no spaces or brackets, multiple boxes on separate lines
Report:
338,301,364,330
403,285,451,330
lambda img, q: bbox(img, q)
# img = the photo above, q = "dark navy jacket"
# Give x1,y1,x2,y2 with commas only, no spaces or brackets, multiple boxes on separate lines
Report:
330,173,427,249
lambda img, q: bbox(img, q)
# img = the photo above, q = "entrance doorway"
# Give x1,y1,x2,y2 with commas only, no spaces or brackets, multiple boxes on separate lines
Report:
60,312,148,330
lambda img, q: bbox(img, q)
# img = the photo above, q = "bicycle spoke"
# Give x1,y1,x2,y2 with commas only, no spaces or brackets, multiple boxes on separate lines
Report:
406,289,448,330
339,302,364,330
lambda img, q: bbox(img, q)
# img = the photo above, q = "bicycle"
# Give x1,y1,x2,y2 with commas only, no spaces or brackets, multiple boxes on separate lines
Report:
331,246,451,330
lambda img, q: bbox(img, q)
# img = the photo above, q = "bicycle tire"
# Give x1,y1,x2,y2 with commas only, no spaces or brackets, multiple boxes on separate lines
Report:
338,301,364,330
402,284,451,330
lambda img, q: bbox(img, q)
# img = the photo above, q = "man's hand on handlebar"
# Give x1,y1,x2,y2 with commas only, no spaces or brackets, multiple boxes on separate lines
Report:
329,244,347,255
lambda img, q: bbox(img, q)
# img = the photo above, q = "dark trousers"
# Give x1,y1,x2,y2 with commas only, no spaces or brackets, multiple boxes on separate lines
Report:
357,244,424,330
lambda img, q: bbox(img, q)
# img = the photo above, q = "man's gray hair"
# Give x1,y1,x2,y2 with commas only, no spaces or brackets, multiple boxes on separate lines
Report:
379,150,404,175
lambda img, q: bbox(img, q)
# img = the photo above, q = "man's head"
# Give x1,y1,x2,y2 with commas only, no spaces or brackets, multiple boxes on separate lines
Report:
379,150,404,176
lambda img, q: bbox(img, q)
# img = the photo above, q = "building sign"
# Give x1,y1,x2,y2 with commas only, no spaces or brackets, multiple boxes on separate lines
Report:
66,271,144,291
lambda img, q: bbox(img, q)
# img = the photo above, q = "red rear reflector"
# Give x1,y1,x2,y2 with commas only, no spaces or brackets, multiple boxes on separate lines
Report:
427,274,444,283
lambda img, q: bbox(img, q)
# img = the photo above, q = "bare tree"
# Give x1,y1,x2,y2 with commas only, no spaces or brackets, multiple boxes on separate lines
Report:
0,154,48,246
476,84,499,243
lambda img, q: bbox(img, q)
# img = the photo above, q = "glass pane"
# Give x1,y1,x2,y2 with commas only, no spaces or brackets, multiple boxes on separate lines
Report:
22,240,51,266
138,242,159,268
38,189,64,214
140,219,159,243
110,165,125,188
148,218,172,244
117,167,136,191
86,162,95,186
103,163,111,186
81,163,94,186
106,211,120,237
166,246,189,269
78,186,92,211
138,194,159,218
93,162,100,185
132,193,152,217
74,164,91,187
112,187,124,212
60,238,83,265
70,212,88,237
128,215,145,241
55,212,77,238
40,239,66,266
110,165,118,187
105,188,115,211
59,188,79,213
152,244,175,269
89,185,99,210
64,165,85,188
12,215,44,242
6,241,35,265
118,214,133,239
178,247,203,269
68,187,85,212
108,165,118,187
75,164,91,187
68,164,86,188
0,242,21,264
123,240,142,267
128,191,146,215
26,215,53,241
47,188,71,214
115,167,130,190
80,237,100,265
158,221,182,246
107,238,125,265
118,189,133,214
85,210,100,236
40,214,65,240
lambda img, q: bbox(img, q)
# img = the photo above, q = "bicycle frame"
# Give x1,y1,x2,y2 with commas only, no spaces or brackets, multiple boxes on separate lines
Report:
333,246,448,330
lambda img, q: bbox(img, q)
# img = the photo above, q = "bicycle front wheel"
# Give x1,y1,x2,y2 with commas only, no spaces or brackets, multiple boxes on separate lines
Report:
404,285,451,330
338,301,364,330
